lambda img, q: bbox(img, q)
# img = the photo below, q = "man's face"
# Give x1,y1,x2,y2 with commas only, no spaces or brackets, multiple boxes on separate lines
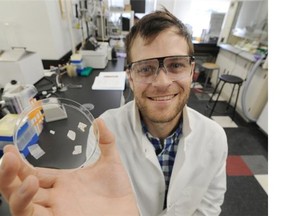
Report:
128,28,194,124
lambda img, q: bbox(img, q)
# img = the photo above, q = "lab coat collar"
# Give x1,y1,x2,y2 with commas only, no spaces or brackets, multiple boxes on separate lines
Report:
130,101,164,176
131,101,150,155
182,105,193,149
131,100,142,133
166,106,195,210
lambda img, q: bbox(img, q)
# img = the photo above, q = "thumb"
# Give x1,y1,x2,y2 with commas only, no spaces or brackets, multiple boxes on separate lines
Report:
93,118,118,160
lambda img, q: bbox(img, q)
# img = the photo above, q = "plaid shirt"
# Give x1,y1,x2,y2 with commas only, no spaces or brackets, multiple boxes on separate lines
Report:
142,118,183,204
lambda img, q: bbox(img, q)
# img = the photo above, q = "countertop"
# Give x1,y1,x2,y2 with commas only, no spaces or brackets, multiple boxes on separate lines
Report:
218,43,257,62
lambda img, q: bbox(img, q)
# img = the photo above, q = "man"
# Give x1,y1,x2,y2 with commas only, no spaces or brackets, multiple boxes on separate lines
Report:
0,9,227,216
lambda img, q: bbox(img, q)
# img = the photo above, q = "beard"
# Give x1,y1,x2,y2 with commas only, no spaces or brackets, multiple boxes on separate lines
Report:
135,90,190,124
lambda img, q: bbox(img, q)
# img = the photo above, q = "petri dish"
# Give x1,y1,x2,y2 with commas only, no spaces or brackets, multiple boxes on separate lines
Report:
13,97,97,169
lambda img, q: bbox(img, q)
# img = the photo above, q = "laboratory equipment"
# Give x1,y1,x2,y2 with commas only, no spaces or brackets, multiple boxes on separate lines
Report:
79,40,108,69
0,48,44,88
2,83,38,114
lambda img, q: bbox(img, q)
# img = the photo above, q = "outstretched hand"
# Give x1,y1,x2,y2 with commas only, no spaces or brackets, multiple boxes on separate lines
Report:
0,118,139,216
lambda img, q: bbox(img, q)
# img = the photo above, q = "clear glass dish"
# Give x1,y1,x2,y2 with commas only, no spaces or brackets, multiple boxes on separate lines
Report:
13,97,97,169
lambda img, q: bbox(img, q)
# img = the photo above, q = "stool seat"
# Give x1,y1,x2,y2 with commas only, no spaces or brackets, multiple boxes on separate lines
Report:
201,62,220,89
220,74,243,84
206,74,244,120
202,62,219,70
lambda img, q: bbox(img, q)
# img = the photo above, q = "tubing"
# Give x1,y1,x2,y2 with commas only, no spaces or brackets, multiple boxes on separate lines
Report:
241,56,265,122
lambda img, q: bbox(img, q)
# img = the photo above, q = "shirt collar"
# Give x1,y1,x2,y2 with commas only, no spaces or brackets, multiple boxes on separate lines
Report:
141,116,183,150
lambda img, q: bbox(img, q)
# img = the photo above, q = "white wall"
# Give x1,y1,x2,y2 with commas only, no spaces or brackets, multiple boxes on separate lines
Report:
156,0,174,12
155,0,230,38
0,0,83,60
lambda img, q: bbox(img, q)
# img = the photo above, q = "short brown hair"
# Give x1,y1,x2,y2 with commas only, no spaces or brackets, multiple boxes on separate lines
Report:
125,8,194,64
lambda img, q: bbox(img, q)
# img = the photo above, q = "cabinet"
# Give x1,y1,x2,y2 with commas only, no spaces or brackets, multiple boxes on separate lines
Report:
219,0,268,49
257,102,268,134
211,44,268,122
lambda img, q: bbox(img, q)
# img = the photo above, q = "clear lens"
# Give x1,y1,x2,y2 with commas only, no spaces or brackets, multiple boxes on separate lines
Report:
130,56,192,83
164,56,191,78
131,59,158,83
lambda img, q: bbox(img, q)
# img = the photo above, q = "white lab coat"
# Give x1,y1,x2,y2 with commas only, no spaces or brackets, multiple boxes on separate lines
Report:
97,100,228,216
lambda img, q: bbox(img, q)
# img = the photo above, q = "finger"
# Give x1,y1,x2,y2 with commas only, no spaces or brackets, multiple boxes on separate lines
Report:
1,146,54,208
4,145,37,179
9,175,39,216
4,144,67,188
94,118,115,144
0,151,22,201
93,118,118,161
32,187,53,206
35,167,67,188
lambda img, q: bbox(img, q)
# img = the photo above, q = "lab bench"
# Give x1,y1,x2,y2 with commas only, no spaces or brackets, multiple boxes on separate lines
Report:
35,58,126,118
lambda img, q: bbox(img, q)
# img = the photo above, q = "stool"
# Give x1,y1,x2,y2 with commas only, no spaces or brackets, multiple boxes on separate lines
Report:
201,62,220,89
207,74,244,120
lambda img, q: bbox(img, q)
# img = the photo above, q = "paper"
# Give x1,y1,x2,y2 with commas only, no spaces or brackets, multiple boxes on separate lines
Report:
67,130,76,141
72,145,82,155
28,144,45,160
78,122,87,132
92,71,126,90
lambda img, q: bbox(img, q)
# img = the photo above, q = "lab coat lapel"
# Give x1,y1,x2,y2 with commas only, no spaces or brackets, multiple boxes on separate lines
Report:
131,100,164,172
167,106,199,209
169,106,192,188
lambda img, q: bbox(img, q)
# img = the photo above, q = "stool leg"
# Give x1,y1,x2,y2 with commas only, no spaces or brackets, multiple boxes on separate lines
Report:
226,84,236,112
232,84,242,120
209,81,226,118
204,69,210,89
208,79,221,104
216,68,220,83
